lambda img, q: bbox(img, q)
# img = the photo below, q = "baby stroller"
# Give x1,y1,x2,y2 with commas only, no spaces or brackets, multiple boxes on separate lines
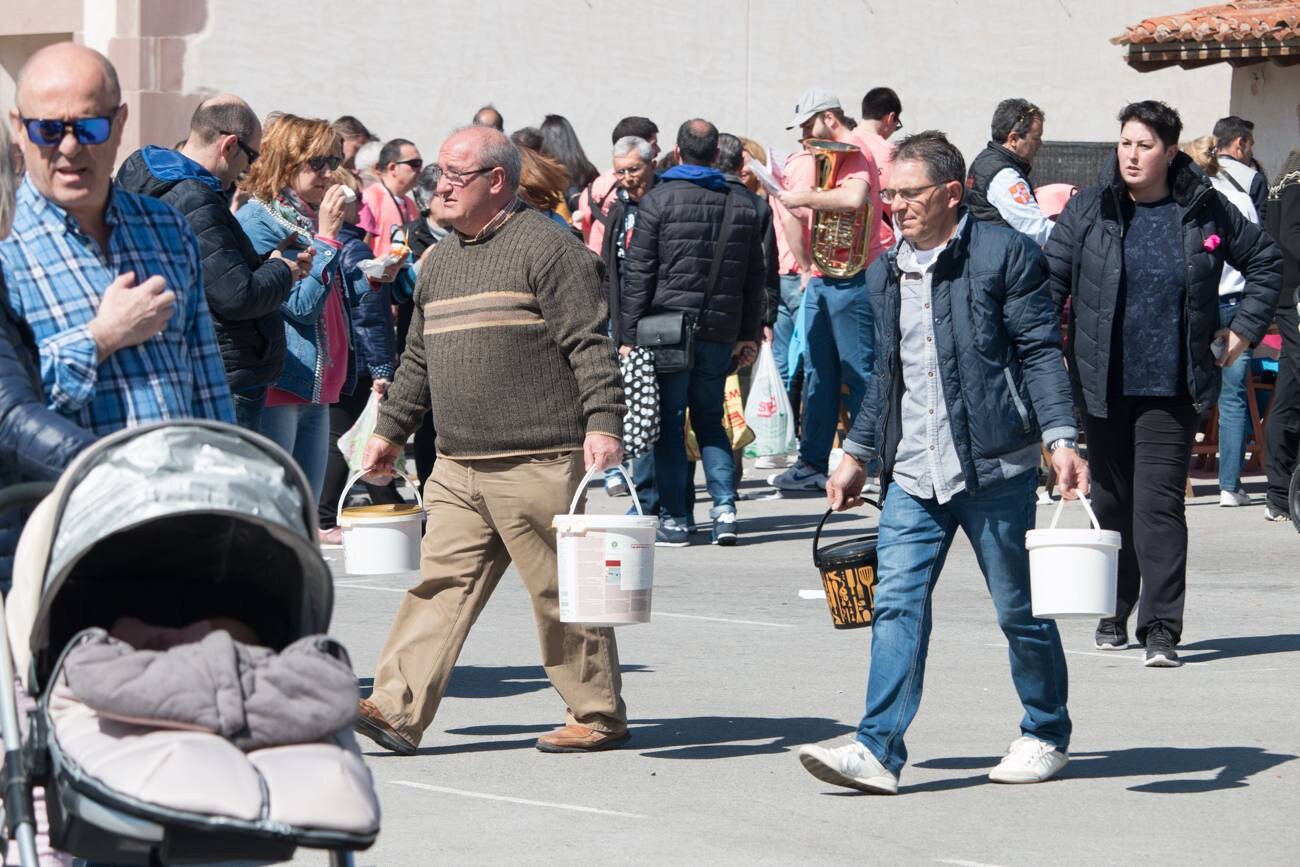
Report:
0,421,380,866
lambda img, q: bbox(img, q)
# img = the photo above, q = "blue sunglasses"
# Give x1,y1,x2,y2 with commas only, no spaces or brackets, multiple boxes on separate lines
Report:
20,106,121,147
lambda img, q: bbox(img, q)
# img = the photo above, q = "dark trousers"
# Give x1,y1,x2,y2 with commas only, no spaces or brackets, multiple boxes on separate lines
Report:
319,377,405,528
397,298,438,491
231,385,267,432
1084,396,1198,644
1266,305,1300,513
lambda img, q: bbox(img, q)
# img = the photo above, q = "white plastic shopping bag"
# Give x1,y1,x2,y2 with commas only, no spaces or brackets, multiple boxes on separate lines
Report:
337,391,406,475
743,342,796,457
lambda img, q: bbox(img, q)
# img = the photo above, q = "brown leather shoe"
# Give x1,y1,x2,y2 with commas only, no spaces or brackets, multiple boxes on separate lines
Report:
535,724,631,753
355,698,418,755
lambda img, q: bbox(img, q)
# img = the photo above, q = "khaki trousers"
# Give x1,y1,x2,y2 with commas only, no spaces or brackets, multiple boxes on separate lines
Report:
369,452,627,743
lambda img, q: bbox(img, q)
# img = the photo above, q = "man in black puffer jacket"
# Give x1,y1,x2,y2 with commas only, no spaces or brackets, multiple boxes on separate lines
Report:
116,95,307,430
620,118,765,546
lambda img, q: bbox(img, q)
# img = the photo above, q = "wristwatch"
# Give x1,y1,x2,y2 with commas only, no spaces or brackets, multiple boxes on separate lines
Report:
1047,438,1078,452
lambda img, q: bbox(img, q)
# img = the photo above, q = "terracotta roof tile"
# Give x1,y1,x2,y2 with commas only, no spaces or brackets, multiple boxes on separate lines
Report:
1113,1,1300,45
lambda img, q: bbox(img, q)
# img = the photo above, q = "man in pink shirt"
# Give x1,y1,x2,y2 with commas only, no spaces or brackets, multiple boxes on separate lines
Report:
768,88,881,492
362,137,422,256
858,87,904,251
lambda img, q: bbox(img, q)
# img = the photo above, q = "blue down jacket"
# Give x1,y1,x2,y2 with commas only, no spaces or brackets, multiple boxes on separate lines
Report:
844,214,1076,492
0,271,94,587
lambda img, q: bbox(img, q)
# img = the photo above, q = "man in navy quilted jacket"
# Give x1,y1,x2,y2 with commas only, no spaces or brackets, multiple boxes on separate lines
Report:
796,132,1088,794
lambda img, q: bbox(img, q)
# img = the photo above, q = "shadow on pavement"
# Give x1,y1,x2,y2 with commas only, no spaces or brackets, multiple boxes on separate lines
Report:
356,664,653,701
443,716,855,759
1177,634,1300,663
913,746,1298,793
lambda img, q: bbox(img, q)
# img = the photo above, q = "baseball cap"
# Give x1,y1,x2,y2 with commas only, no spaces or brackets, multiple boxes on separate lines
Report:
787,87,842,130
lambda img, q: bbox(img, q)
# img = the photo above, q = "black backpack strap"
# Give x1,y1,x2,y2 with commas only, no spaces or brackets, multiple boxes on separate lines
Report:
698,187,736,319
1220,169,1247,195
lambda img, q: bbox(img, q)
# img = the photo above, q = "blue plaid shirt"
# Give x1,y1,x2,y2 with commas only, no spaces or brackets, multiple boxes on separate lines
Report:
0,177,234,435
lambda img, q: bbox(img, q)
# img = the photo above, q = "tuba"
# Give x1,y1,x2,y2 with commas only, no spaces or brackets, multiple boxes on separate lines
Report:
805,139,873,278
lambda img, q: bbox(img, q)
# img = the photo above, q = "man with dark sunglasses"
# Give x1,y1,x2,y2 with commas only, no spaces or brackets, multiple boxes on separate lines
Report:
362,137,423,258
116,94,310,431
0,43,234,435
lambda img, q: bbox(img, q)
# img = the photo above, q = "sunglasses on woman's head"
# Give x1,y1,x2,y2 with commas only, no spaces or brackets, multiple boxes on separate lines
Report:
305,155,342,173
20,107,121,147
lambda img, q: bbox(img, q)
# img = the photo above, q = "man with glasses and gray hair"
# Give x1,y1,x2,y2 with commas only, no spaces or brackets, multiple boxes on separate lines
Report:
353,125,631,756
1,42,233,436
966,97,1054,245
116,94,309,430
798,131,1087,794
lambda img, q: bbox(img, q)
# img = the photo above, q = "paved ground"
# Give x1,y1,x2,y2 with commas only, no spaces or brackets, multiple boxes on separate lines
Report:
294,466,1298,866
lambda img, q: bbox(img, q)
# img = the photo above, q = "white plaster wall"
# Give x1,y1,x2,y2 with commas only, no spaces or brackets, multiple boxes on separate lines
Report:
1229,63,1300,181
184,0,1233,170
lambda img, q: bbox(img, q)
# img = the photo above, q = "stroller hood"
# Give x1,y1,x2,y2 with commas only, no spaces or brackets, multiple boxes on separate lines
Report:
8,421,334,690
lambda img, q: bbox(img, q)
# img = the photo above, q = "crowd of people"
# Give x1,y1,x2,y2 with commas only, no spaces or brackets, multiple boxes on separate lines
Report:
0,40,1298,800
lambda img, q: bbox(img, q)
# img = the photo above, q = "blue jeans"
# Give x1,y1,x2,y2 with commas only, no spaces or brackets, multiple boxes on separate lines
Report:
1217,301,1252,491
799,273,873,473
856,471,1071,775
772,274,804,387
654,340,736,521
231,385,267,431
259,402,331,503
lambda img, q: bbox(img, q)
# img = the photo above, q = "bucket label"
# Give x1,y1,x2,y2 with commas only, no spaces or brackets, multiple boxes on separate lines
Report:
604,535,651,590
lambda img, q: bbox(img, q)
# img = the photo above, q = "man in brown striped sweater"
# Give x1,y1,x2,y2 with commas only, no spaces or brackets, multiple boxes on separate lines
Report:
355,126,630,755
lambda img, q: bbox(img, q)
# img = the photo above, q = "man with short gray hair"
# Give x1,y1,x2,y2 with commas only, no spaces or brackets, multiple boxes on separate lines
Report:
355,126,631,756
798,131,1087,794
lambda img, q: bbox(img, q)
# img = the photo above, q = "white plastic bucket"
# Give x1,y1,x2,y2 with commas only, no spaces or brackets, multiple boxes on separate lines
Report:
554,466,657,626
1025,494,1121,619
336,469,425,575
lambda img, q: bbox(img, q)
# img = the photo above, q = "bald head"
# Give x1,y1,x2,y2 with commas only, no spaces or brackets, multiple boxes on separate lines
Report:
10,42,125,222
473,105,504,131
16,42,120,115
676,117,719,166
182,94,262,187
435,126,522,234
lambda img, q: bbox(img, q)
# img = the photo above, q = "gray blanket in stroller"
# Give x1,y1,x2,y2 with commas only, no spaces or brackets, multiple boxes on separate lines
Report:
62,631,358,751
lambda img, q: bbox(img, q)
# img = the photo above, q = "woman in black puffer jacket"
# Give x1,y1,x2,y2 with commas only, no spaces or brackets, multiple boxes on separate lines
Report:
0,124,94,590
1044,100,1282,667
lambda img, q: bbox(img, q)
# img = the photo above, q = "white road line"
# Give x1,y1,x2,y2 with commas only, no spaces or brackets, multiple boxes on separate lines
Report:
935,859,1008,867
334,585,793,627
392,780,648,819
984,643,1116,660
655,611,795,628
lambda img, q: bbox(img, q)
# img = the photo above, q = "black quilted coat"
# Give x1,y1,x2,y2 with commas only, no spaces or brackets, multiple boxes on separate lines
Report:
0,272,93,587
116,150,294,392
1044,153,1282,418
618,174,766,346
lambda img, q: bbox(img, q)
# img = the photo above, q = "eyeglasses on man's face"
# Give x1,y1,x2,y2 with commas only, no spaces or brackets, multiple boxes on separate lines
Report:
19,106,121,147
880,183,941,205
429,164,491,187
614,163,649,177
220,131,258,165
304,154,342,174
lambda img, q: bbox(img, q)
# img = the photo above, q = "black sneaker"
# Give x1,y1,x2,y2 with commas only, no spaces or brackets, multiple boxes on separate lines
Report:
1095,620,1128,650
1264,505,1291,523
1143,626,1181,668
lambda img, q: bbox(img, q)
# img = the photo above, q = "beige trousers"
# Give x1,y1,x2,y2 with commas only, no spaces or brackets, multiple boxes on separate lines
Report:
368,452,627,743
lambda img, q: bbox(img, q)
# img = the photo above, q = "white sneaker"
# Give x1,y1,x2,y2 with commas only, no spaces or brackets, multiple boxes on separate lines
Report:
753,454,791,470
797,741,898,794
988,736,1068,784
865,478,881,494
1219,489,1251,507
768,461,828,491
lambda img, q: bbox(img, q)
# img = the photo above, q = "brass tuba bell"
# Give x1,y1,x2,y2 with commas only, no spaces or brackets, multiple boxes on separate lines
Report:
805,139,872,278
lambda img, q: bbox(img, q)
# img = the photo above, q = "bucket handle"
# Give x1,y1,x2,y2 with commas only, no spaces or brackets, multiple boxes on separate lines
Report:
812,496,881,558
336,467,426,525
1047,491,1102,531
568,463,642,517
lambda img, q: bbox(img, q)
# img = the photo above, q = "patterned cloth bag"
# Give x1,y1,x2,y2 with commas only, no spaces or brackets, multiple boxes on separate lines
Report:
619,348,660,458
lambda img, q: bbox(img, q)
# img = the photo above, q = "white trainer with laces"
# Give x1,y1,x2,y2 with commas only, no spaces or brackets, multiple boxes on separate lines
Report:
797,741,898,794
1219,489,1251,507
988,736,1068,784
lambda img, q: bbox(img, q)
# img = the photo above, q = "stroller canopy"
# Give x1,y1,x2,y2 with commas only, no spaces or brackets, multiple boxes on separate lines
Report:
7,422,334,689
